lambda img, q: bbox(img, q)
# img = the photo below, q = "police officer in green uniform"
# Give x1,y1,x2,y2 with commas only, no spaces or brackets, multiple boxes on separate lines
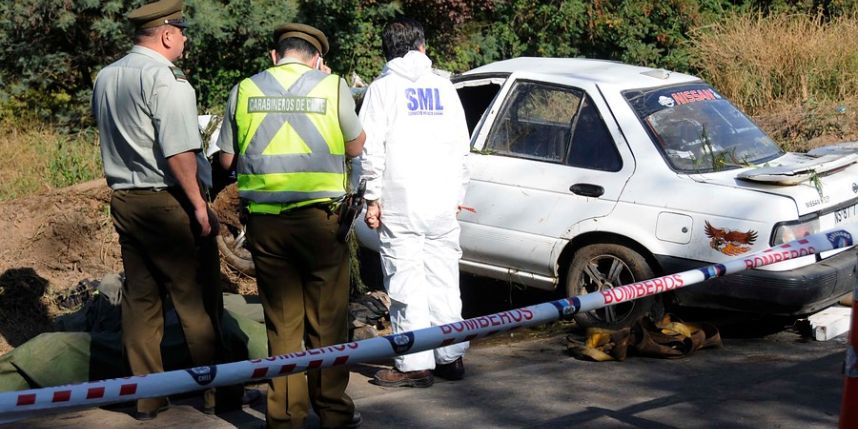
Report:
91,0,222,420
217,23,366,429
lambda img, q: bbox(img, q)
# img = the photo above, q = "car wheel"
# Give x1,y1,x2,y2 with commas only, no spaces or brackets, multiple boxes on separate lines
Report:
212,183,255,277
216,224,255,276
565,243,655,329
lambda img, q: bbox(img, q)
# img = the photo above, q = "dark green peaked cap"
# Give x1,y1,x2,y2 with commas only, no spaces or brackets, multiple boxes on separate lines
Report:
128,0,187,30
273,23,329,56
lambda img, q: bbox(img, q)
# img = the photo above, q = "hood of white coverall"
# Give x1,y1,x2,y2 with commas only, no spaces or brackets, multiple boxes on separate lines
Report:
358,50,471,229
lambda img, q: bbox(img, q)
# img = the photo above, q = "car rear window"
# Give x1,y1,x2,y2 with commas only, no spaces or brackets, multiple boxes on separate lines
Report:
623,83,783,173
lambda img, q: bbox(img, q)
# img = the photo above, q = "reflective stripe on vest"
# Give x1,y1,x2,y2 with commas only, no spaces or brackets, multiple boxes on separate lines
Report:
234,64,345,212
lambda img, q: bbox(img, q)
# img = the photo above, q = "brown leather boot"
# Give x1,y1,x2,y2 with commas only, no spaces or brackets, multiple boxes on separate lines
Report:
372,368,434,388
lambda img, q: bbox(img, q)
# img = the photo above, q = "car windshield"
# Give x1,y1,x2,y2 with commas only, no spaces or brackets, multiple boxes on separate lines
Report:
624,83,783,173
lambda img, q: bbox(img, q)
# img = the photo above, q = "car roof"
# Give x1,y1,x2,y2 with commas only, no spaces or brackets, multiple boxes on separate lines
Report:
460,57,700,88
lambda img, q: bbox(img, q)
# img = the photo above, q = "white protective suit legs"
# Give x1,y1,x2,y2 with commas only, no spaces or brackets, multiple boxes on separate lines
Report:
379,217,469,372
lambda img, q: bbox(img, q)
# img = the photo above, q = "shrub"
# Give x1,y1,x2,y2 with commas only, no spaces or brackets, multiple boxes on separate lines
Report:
184,0,300,113
3,0,858,170
0,0,298,126
0,0,133,129
294,0,399,85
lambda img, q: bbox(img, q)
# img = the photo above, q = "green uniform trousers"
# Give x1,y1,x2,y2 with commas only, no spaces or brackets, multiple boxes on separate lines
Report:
110,188,223,413
247,206,354,429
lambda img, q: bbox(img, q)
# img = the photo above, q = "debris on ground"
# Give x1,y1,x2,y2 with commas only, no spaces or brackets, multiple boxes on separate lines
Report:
566,314,722,361
349,290,390,340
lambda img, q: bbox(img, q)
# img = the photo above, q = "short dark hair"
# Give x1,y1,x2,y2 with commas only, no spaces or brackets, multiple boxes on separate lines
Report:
133,25,161,44
276,37,319,59
382,17,424,61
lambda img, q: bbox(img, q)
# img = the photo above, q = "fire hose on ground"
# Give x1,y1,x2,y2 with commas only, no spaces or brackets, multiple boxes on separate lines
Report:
0,224,856,424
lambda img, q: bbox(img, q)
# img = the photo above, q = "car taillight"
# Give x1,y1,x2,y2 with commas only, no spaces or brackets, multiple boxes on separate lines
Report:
771,217,821,246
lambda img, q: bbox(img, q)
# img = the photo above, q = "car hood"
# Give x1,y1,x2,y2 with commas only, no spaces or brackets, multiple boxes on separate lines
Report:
691,148,858,216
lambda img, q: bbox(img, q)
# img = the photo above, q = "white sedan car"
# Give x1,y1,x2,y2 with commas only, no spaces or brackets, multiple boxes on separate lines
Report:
358,57,858,328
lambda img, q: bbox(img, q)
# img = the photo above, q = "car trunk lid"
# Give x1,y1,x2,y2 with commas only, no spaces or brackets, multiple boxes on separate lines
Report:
692,150,858,218
737,151,858,185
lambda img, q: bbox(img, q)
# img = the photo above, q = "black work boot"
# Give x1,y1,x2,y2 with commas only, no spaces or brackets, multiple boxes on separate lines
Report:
433,357,465,381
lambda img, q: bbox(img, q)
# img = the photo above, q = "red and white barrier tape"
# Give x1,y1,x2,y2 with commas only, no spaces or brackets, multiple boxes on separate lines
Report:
0,224,856,423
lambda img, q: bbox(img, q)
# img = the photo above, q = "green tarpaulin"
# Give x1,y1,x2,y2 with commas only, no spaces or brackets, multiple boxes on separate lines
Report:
0,292,267,392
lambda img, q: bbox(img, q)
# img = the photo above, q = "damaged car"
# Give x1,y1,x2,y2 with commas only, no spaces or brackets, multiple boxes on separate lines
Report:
359,57,858,328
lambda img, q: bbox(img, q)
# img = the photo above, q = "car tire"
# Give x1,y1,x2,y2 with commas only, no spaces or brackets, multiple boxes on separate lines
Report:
212,183,256,277
565,243,655,329
216,225,255,277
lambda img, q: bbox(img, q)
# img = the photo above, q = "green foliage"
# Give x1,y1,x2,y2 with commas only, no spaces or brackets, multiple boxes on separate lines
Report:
185,0,300,112
297,0,487,82
579,0,713,71
0,0,297,127
0,0,137,129
296,0,400,84
48,130,102,188
4,0,858,201
399,0,492,72
451,0,728,74
3,0,858,146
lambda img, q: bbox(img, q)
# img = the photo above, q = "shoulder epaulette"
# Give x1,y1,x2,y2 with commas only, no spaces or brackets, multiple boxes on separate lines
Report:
170,66,188,82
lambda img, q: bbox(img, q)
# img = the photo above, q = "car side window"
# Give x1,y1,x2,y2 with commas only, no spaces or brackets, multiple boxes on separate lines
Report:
485,81,581,162
567,96,622,171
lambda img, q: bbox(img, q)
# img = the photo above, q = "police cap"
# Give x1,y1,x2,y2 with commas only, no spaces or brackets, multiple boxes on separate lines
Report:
128,0,188,30
273,23,329,56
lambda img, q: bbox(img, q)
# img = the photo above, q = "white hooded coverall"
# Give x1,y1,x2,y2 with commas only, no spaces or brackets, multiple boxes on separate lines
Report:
359,50,470,372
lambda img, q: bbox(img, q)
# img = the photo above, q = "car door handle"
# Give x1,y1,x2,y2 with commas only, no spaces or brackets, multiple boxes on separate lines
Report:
569,183,604,198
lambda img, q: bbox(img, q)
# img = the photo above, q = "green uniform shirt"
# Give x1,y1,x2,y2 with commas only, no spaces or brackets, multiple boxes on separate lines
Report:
92,45,211,190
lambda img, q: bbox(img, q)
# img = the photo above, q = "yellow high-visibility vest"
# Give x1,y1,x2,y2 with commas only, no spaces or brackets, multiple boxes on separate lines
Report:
234,63,345,214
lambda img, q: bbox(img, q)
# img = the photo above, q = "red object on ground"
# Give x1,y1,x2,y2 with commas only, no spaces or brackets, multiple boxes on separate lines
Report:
840,287,858,429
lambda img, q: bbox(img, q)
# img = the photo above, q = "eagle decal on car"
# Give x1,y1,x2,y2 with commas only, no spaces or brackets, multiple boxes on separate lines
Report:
704,221,758,256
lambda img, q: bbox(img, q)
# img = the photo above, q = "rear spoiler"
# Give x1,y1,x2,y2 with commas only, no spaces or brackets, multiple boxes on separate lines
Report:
737,148,858,185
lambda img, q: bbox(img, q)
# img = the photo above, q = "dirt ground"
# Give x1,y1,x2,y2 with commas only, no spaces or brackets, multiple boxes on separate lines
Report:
0,179,256,355
0,179,117,353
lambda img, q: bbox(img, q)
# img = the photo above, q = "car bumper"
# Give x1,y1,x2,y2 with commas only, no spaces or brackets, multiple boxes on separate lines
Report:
656,248,858,316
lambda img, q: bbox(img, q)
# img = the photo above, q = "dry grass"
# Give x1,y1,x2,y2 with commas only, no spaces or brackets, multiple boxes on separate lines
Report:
0,121,102,201
753,98,858,152
691,13,858,113
691,13,858,151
